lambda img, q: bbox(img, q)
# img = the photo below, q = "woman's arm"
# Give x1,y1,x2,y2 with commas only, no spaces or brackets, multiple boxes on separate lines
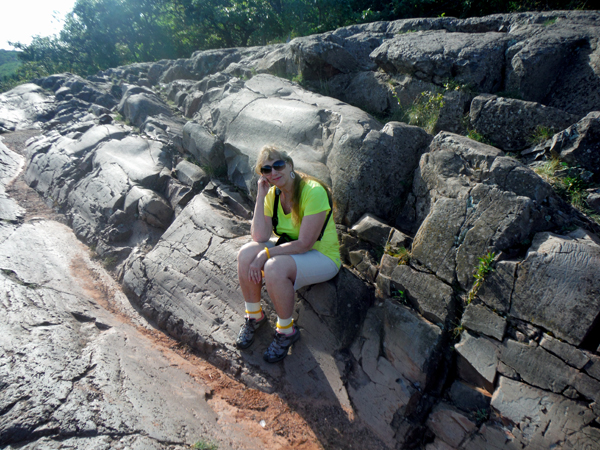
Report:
251,177,273,242
246,211,327,284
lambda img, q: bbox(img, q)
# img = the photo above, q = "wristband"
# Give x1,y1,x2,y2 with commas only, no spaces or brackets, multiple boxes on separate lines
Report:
265,247,271,259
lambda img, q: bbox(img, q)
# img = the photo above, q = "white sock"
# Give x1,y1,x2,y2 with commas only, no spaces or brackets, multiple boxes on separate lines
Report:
276,316,294,335
245,302,262,320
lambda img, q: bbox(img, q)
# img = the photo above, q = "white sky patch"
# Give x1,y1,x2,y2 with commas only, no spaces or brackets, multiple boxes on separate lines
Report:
1,0,77,50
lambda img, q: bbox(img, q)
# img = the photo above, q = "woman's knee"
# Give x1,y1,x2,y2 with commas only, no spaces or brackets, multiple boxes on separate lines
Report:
264,256,295,282
237,241,263,266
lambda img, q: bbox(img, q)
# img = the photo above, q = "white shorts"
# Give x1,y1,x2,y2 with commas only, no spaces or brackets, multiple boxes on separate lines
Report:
264,241,340,290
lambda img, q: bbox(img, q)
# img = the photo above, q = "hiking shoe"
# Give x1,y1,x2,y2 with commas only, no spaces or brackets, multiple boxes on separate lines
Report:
263,327,301,363
236,314,267,349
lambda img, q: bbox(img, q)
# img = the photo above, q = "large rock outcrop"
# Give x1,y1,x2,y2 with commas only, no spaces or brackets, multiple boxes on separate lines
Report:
3,9,600,450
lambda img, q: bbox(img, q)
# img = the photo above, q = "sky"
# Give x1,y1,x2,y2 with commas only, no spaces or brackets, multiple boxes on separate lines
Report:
1,0,77,51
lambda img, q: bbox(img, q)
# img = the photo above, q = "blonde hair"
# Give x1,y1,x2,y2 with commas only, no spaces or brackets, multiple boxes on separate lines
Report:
256,145,332,226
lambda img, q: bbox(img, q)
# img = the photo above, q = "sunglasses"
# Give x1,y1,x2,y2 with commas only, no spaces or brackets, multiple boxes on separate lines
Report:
260,160,286,174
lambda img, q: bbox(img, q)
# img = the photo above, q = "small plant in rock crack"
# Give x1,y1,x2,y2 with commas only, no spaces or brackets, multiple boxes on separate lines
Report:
392,288,409,305
466,129,492,145
194,440,219,450
385,244,411,265
527,125,556,145
467,252,495,304
473,408,489,424
451,322,465,339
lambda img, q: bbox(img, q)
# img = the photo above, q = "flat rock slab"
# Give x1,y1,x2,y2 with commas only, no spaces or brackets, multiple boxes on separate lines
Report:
0,219,257,449
510,231,600,346
491,376,596,449
0,84,55,131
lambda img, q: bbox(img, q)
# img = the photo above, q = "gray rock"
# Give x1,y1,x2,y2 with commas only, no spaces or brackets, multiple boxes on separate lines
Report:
326,71,394,116
409,132,559,290
298,267,373,348
477,260,517,315
389,264,454,325
383,300,443,386
0,84,55,131
347,308,419,447
290,32,381,81
138,189,173,229
200,74,431,225
584,353,600,381
426,402,476,448
505,24,600,117
588,190,600,214
448,380,491,413
371,30,509,92
461,303,506,341
491,377,596,449
549,111,600,181
182,121,224,169
434,89,472,135
540,333,590,369
117,85,172,127
510,231,600,346
175,160,209,192
0,217,234,449
351,213,392,248
469,94,579,151
455,331,498,392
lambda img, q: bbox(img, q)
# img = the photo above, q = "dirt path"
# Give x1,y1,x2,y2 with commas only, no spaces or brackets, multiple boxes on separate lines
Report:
1,130,342,450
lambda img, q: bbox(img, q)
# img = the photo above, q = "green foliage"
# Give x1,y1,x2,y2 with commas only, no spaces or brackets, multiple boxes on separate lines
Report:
102,256,118,270
527,126,556,145
385,244,410,265
467,130,492,145
451,322,465,339
534,158,600,223
392,288,408,305
194,439,218,450
467,252,495,304
0,50,22,79
405,91,445,134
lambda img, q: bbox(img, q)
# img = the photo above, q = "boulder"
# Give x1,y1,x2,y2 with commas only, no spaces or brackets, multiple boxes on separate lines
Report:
461,303,506,341
505,24,600,117
426,402,476,448
491,377,596,449
198,74,431,225
326,71,394,116
370,30,509,92
347,307,420,447
175,160,209,192
409,132,557,290
382,300,443,387
455,332,498,392
117,85,172,127
510,231,600,346
540,333,590,370
0,84,55,131
351,213,393,248
138,189,173,229
182,122,224,169
549,111,600,181
469,94,579,151
389,264,454,326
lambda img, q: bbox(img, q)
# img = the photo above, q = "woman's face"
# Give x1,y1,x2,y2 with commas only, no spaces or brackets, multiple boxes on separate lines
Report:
261,158,291,187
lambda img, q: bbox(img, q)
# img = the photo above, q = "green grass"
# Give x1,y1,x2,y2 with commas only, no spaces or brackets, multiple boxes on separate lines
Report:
467,129,492,145
527,126,556,145
534,158,600,224
194,439,218,450
385,245,411,265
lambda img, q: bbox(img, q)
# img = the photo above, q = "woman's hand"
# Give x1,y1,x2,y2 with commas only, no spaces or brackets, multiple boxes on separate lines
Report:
257,176,271,199
248,250,268,284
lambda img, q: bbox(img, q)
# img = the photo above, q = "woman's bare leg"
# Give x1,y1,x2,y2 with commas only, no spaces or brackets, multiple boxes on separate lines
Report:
263,255,297,319
237,242,265,305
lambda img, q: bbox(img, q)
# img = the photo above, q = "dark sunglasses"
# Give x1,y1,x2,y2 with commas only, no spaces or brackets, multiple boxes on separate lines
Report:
260,160,286,174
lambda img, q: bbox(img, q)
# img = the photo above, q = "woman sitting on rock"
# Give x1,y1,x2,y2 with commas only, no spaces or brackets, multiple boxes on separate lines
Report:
236,146,341,363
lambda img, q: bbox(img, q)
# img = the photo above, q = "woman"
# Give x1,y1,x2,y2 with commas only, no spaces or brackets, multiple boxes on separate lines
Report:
236,146,341,363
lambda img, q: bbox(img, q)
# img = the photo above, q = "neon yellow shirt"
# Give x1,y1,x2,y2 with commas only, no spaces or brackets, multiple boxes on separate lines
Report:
264,179,341,268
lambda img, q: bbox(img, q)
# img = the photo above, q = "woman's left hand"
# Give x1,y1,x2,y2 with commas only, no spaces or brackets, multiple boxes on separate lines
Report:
248,251,268,284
